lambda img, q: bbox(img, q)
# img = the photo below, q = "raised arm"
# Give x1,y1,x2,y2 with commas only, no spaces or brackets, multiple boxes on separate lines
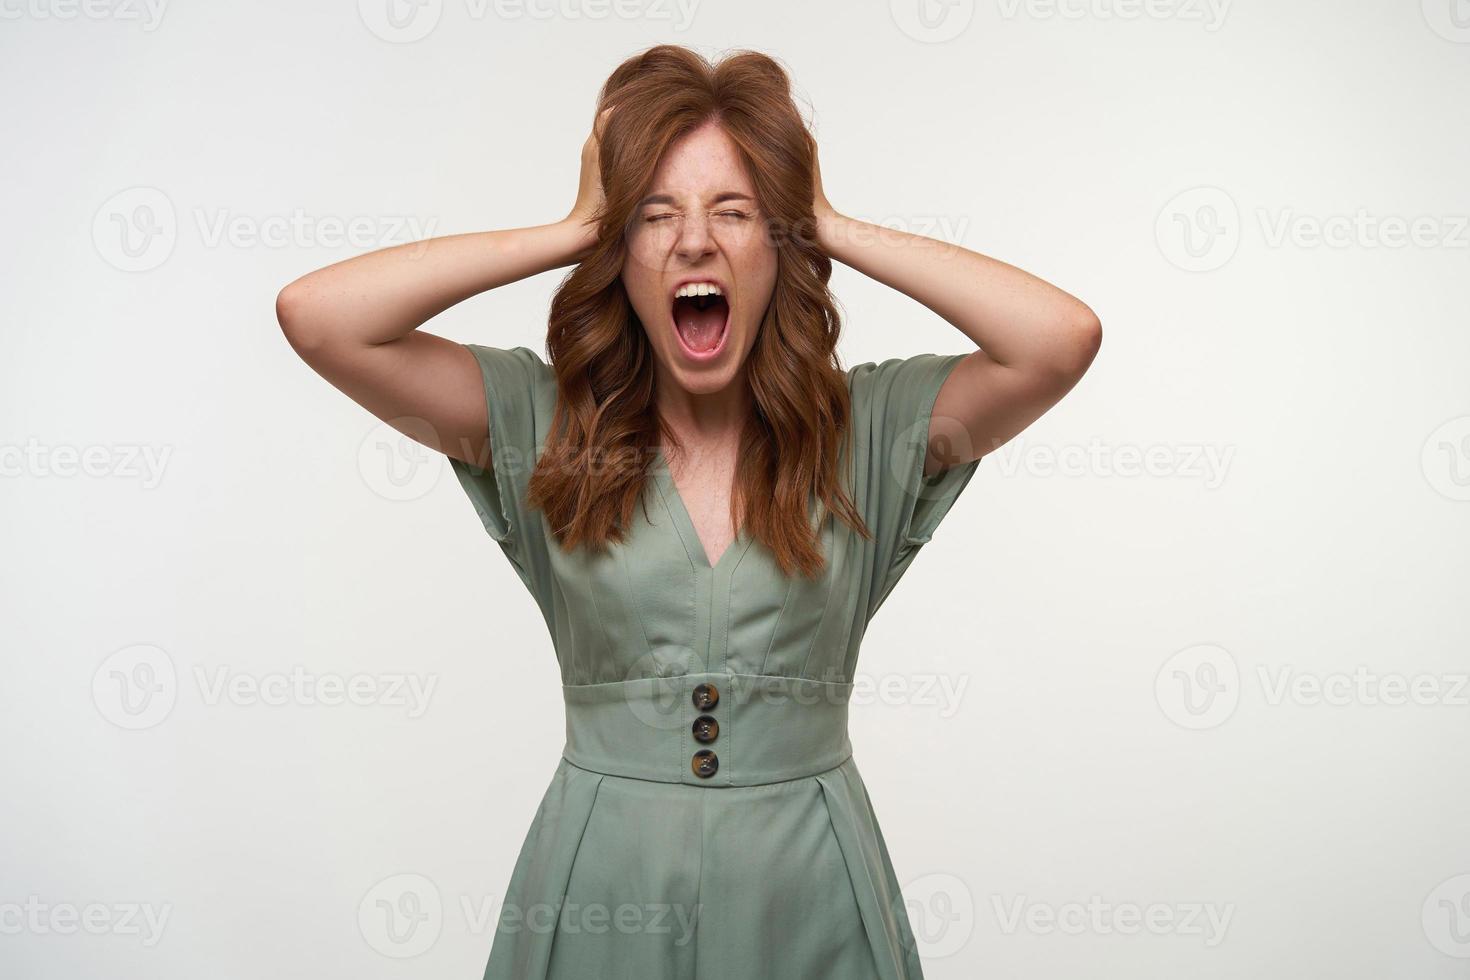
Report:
810,143,1102,476
274,114,608,467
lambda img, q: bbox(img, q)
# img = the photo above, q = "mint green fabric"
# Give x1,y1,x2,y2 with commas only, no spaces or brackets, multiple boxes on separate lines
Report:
449,344,980,980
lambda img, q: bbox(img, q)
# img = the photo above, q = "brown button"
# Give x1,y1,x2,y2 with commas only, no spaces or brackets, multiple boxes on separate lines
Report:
692,682,719,711
691,750,719,779
692,714,719,744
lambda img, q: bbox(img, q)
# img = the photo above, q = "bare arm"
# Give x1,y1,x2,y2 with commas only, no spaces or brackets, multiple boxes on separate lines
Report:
810,145,1102,475
275,114,608,467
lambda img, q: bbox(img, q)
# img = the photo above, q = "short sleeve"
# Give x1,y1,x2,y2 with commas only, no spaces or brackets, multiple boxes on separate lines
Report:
846,352,981,619
447,344,556,586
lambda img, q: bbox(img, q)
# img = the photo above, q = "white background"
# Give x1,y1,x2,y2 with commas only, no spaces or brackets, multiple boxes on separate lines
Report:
3,1,1469,978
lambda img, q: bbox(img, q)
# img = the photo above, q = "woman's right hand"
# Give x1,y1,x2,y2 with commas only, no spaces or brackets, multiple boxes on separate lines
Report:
276,109,617,470
567,107,612,231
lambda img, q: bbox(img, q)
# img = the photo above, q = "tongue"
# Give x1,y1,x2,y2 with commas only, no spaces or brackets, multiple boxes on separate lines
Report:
673,296,727,353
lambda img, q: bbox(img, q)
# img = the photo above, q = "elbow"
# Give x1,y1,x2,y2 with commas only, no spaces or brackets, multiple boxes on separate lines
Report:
1054,305,1102,381
275,280,326,357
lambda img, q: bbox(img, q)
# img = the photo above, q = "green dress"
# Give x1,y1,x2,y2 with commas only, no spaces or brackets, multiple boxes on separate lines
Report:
449,344,980,980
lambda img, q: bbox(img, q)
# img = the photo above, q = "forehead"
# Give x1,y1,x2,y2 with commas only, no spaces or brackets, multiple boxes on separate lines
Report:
643,121,754,201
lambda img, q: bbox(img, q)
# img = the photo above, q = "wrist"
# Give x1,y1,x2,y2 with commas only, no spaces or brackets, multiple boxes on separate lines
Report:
813,206,846,254
558,212,599,263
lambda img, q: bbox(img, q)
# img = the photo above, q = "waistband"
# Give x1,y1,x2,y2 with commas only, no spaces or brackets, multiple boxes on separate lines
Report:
562,671,853,787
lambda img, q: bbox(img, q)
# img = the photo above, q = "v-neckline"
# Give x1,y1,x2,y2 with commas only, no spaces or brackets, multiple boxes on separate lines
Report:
652,448,750,572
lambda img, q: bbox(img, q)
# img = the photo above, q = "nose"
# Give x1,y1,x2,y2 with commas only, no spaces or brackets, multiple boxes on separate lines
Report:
673,212,716,262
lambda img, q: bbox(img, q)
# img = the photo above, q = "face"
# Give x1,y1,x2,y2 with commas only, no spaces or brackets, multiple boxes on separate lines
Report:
621,120,778,399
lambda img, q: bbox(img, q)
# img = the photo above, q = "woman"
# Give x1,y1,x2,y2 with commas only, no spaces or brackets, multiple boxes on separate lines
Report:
278,44,1099,980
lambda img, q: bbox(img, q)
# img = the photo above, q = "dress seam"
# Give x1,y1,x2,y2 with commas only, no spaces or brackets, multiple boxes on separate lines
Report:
560,672,856,692
559,752,856,788
616,534,657,678
650,472,701,680
758,576,796,676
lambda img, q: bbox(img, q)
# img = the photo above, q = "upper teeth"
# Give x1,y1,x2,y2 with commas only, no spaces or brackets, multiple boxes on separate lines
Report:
675,282,722,298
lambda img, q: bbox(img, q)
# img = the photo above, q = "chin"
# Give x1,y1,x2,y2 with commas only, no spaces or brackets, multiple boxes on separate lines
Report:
659,342,747,394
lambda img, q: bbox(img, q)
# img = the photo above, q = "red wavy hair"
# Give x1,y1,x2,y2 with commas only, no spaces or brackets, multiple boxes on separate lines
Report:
527,44,869,578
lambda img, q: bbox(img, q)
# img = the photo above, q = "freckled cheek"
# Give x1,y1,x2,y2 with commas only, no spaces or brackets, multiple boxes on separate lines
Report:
618,281,665,342
620,250,664,320
732,254,778,329
622,231,673,282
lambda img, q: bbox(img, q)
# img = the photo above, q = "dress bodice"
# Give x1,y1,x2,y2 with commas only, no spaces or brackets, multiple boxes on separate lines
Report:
448,344,980,689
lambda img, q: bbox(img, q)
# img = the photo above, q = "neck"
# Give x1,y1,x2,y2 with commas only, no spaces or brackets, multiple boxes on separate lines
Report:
654,368,752,455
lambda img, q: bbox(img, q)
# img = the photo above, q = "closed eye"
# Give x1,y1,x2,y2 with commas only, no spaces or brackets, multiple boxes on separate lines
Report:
644,210,751,224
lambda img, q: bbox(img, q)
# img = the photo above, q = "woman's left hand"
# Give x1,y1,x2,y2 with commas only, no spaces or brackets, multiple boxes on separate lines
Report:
808,133,841,253
805,129,1102,477
809,133,836,223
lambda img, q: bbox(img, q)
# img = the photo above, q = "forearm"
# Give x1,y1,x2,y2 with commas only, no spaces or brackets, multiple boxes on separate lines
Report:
277,218,595,348
815,209,1098,373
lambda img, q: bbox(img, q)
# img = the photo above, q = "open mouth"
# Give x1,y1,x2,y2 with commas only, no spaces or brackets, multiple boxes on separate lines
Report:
670,281,730,360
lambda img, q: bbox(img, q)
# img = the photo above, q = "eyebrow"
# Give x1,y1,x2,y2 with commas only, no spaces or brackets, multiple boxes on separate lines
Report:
637,191,756,208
